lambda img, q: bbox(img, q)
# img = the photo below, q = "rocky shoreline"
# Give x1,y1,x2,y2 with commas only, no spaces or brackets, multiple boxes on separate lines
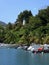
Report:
0,43,19,48
0,43,49,53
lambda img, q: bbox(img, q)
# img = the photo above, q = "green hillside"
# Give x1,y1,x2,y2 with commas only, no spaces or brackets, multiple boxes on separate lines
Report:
0,6,49,45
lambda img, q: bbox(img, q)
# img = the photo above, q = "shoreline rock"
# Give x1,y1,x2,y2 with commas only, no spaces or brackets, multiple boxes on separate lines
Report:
0,43,19,48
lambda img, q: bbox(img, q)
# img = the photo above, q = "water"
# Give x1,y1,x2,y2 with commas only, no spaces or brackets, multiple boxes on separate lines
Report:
0,47,49,65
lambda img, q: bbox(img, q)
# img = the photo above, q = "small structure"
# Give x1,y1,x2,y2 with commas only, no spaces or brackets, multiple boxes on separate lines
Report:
27,46,33,51
38,48,43,51
23,19,25,25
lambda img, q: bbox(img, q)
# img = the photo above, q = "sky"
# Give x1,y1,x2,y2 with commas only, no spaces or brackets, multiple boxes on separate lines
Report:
0,0,49,23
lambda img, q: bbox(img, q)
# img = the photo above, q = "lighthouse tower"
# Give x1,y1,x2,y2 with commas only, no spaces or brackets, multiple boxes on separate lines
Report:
23,19,25,25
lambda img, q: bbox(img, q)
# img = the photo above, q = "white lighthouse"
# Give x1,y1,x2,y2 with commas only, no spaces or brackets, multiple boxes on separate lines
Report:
23,19,25,25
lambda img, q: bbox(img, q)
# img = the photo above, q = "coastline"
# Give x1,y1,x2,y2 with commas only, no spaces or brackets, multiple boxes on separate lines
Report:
0,43,19,48
0,43,49,53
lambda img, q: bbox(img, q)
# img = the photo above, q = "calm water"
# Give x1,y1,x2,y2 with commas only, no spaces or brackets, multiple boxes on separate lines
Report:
0,47,49,65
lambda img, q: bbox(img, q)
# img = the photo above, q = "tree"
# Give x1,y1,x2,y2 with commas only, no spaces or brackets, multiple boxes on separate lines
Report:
16,10,33,24
37,6,49,26
4,31,17,44
6,22,13,30
29,16,41,30
0,25,5,43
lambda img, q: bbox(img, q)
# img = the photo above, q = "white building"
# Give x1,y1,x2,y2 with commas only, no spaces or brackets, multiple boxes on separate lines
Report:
23,20,25,25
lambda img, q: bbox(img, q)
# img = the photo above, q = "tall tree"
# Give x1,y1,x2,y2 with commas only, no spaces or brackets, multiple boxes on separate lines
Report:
16,10,33,24
37,6,49,26
6,22,13,30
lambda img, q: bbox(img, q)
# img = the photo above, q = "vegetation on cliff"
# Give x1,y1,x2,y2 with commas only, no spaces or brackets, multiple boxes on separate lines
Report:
0,6,49,45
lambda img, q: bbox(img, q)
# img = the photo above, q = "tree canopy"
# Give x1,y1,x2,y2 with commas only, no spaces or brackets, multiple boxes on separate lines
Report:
0,6,49,45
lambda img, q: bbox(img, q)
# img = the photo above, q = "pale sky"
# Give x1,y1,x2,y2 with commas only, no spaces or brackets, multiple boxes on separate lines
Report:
0,0,49,23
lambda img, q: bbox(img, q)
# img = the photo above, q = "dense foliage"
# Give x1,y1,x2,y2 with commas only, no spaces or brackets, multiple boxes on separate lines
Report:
0,6,49,45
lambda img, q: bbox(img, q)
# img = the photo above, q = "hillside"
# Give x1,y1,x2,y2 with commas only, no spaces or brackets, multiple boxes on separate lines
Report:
0,6,49,45
0,21,6,26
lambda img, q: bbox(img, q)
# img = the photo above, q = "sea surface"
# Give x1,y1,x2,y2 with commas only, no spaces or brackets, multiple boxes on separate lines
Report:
0,47,49,65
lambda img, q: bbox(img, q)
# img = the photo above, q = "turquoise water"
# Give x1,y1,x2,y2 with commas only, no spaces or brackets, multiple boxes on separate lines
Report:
0,47,49,65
